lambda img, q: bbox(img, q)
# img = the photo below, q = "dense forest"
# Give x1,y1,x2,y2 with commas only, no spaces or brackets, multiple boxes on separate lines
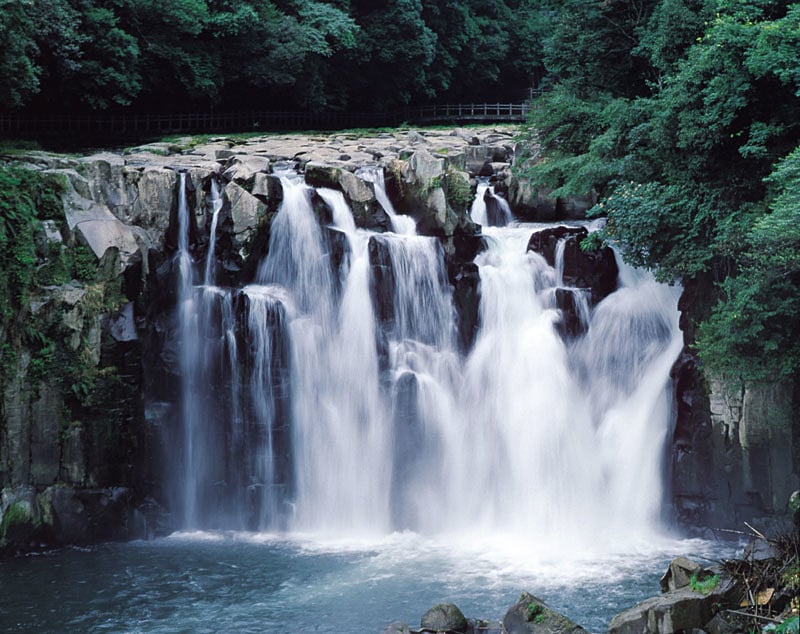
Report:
0,0,798,382
0,0,538,113
519,0,800,383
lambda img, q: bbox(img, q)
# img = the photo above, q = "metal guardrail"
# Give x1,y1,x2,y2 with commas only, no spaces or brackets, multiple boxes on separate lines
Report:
0,101,536,141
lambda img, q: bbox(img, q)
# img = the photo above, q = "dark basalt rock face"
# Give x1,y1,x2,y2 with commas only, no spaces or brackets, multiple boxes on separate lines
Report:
452,262,481,352
527,226,619,306
368,235,396,332
554,288,589,339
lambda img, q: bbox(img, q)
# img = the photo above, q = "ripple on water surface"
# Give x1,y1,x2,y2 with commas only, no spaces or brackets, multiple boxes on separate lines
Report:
0,531,740,633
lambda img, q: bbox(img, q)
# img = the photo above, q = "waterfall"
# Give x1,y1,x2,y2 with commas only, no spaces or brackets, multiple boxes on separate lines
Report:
170,170,683,552
356,165,417,235
204,178,223,286
175,174,199,529
175,173,292,530
470,179,514,227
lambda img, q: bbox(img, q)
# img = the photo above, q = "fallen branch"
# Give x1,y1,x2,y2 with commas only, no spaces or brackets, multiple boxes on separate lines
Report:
724,608,782,624
744,522,773,543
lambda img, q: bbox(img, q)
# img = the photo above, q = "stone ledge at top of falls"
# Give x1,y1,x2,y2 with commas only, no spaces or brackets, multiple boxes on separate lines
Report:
9,126,519,252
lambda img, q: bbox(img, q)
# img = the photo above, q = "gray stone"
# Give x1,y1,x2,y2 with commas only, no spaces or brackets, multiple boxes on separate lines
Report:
109,302,138,342
421,603,468,633
507,174,556,221
251,172,283,202
381,621,412,634
305,161,343,189
503,593,586,634
409,149,445,186
63,190,139,263
407,130,429,145
34,219,64,259
608,578,737,634
29,382,63,485
224,181,267,257
222,155,269,187
0,487,40,543
2,351,33,484
660,557,703,593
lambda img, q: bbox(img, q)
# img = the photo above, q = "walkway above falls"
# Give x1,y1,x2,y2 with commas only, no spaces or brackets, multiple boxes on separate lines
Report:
0,102,534,144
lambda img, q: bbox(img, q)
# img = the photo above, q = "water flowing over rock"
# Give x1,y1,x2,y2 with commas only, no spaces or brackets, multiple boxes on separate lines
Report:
1,126,795,560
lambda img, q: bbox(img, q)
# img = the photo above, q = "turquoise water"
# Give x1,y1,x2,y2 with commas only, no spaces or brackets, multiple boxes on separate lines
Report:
0,532,738,633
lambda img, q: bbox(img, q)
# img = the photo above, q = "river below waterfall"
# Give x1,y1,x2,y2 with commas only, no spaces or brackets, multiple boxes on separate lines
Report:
0,532,738,633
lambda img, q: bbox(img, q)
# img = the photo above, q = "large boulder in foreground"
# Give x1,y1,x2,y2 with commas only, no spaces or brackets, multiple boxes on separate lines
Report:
503,593,587,634
420,602,468,633
609,558,739,634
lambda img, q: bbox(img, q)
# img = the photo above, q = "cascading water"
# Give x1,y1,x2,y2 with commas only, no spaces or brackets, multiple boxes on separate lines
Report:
356,165,417,235
175,173,290,530
203,177,223,286
470,178,514,227
174,166,683,554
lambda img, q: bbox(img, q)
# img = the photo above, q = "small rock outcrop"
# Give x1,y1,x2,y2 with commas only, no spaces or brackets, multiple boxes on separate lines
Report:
503,593,587,634
382,595,586,634
527,225,618,305
609,557,740,634
420,603,468,633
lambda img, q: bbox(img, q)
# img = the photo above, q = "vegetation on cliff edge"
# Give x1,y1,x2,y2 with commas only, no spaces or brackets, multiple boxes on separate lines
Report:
519,0,800,383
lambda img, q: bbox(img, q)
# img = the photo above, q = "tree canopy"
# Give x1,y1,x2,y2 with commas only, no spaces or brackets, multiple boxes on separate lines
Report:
2,0,540,113
521,0,800,381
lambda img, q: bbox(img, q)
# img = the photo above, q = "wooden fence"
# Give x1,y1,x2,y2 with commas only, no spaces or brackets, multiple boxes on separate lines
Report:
0,101,536,142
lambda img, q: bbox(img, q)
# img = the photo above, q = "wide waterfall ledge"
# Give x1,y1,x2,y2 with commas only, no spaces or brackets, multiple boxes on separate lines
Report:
165,166,686,560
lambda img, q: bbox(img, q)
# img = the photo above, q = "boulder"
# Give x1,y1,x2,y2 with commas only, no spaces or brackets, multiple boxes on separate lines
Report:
508,174,556,222
251,172,283,206
660,557,703,593
127,167,179,240
554,288,589,339
63,190,139,264
305,161,388,231
420,603,468,633
409,149,445,186
222,155,269,188
224,181,268,259
608,575,738,634
34,219,64,258
556,194,595,220
0,486,44,552
381,621,412,634
527,226,587,267
340,170,387,231
503,592,586,634
368,235,396,329
527,226,618,305
37,486,144,546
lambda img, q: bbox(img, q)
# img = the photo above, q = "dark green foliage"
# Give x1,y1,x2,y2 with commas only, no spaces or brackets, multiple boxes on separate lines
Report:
521,0,800,380
0,0,40,108
0,165,115,411
0,0,553,113
0,166,64,319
